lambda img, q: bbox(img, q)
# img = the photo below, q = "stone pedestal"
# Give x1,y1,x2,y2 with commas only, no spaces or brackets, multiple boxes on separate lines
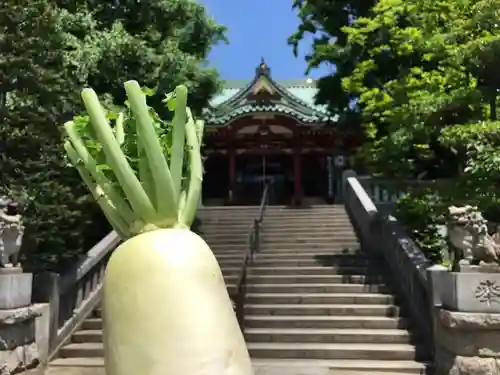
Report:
434,307,500,375
439,266,500,313
0,268,32,309
0,307,40,374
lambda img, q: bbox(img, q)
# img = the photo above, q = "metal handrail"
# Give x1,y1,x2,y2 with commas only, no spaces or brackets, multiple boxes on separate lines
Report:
234,182,271,329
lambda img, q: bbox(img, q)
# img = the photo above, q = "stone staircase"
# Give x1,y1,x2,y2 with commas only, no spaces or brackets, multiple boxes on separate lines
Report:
49,205,429,374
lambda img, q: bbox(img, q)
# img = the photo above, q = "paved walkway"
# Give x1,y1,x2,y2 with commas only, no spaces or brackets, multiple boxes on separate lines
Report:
39,366,407,375
43,366,331,375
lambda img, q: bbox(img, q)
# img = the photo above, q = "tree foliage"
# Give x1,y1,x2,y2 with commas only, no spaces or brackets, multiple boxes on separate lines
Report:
0,0,225,272
292,0,500,262
289,0,375,125
294,0,500,182
341,0,500,180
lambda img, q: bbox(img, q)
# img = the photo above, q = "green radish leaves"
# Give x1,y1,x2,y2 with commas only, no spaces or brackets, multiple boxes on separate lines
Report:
163,91,177,112
63,82,203,237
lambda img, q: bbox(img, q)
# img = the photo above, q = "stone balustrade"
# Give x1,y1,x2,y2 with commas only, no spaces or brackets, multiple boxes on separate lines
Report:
343,171,500,375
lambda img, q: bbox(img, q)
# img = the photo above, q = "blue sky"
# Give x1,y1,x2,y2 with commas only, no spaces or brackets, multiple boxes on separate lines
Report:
200,0,332,80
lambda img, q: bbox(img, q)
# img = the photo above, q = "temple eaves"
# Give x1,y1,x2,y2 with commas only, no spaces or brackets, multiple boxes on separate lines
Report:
203,60,337,125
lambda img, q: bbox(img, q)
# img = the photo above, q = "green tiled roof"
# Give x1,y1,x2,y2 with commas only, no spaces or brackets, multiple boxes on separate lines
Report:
204,103,332,125
204,67,337,125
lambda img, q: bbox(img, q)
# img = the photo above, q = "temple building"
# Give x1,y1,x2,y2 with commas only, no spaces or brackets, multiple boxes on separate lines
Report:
201,59,362,206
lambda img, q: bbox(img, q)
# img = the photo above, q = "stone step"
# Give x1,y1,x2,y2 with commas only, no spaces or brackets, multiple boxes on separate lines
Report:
246,284,389,294
198,214,256,221
72,330,102,343
265,212,350,218
251,252,368,260
213,248,366,255
205,235,359,245
59,343,102,358
81,309,404,332
206,243,254,251
200,205,343,212
247,342,416,361
244,315,407,330
262,220,353,226
200,205,261,210
248,266,383,276
227,259,377,270
266,209,349,215
197,213,258,219
215,243,360,251
259,243,360,251
218,253,370,263
205,238,249,246
244,327,410,344
264,210,349,220
80,319,103,330
261,238,359,245
220,267,242,276
244,304,401,317
48,357,428,374
72,326,409,346
250,257,371,268
246,293,395,305
49,357,105,367
205,228,357,237
217,259,246,267
59,341,415,362
251,359,428,374
197,225,254,233
199,225,356,235
201,219,352,230
263,221,354,228
228,274,385,284
200,212,350,221
262,228,357,235
214,253,247,260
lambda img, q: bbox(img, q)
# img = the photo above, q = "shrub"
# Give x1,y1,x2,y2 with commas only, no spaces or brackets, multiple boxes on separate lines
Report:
395,188,448,264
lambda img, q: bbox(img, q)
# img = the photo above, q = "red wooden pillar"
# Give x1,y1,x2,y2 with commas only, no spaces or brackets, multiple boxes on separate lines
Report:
228,151,236,202
293,152,302,205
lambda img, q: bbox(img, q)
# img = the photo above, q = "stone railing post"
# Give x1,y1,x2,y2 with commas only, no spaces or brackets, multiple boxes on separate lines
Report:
341,169,357,202
0,197,50,373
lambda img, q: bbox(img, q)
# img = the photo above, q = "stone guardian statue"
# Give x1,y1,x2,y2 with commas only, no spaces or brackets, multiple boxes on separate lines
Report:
0,197,24,268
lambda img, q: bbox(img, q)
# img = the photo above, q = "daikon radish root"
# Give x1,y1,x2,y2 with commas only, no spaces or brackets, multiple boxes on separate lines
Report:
63,81,253,375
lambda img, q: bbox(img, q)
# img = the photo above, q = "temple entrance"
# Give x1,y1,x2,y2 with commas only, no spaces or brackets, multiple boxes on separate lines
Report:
302,154,328,202
234,154,293,205
202,153,229,204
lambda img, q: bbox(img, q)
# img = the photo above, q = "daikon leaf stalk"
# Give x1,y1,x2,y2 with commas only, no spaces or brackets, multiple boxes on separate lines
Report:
63,81,203,237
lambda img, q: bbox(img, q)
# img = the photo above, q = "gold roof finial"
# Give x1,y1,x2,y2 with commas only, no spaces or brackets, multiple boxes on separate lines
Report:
256,57,270,76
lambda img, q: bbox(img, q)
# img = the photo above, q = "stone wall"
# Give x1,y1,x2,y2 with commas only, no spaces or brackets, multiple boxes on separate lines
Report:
0,304,50,374
435,308,500,375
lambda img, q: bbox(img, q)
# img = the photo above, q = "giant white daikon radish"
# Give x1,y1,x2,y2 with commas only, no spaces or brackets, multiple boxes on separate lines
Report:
63,81,253,375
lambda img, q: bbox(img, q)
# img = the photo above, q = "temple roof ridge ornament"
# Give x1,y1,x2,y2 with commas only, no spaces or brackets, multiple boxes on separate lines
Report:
256,57,271,77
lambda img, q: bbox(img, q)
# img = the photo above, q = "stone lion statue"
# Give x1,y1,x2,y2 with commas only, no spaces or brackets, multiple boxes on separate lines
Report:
447,205,500,268
0,197,24,268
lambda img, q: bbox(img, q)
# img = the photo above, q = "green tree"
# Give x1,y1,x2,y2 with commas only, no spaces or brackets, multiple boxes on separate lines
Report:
341,0,500,180
293,0,500,262
0,0,103,271
65,0,227,117
0,0,226,272
288,0,376,125
342,0,500,261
